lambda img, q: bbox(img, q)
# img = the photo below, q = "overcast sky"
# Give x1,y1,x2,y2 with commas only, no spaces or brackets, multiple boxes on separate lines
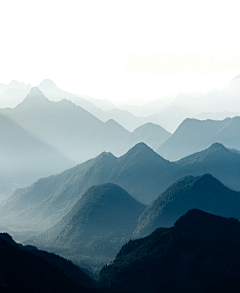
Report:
1,0,240,104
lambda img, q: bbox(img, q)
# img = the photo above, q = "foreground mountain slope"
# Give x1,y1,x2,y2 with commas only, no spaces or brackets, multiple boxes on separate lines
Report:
176,143,240,191
157,117,240,160
0,143,184,231
134,174,240,238
98,209,240,293
0,234,90,293
0,233,96,289
28,183,145,261
0,112,73,194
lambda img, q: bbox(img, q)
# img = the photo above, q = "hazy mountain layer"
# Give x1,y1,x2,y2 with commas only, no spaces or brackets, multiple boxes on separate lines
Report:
157,116,240,160
134,174,240,238
0,143,183,230
1,87,170,163
28,183,145,261
98,209,240,293
1,87,103,162
125,122,171,150
0,112,73,195
176,143,240,191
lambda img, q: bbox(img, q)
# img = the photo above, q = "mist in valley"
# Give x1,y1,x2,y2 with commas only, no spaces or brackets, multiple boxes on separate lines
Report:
1,1,240,292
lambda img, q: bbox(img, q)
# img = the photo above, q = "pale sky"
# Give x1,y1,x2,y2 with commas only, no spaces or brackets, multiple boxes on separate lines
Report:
1,0,240,105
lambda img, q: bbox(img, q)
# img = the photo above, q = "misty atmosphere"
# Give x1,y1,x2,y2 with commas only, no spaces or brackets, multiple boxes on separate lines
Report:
1,1,240,292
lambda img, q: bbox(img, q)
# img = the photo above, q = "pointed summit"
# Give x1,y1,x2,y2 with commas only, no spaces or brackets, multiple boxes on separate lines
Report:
120,142,168,166
19,87,48,105
123,142,156,157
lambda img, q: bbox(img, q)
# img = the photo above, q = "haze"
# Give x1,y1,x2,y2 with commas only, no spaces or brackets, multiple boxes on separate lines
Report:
1,0,240,104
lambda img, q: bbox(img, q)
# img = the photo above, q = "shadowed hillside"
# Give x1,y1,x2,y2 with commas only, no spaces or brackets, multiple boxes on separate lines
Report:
98,209,240,293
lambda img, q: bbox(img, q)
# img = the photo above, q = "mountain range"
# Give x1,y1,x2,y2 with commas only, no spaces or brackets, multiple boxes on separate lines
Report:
0,87,171,163
98,209,240,293
157,116,240,160
0,111,73,195
28,183,145,262
23,173,240,271
175,142,240,191
2,141,240,232
2,77,240,134
134,174,240,238
0,143,183,231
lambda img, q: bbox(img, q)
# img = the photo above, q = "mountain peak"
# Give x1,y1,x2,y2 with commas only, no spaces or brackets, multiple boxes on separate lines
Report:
38,79,57,91
17,87,48,107
126,142,153,154
173,209,239,240
27,86,44,97
208,142,226,150
119,143,170,169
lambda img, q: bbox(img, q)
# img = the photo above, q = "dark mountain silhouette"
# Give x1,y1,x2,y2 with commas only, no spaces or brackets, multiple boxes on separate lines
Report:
157,116,240,160
28,183,145,262
125,123,171,150
0,233,96,289
98,209,240,293
176,143,240,191
0,111,73,195
0,143,184,231
0,233,91,293
134,174,240,238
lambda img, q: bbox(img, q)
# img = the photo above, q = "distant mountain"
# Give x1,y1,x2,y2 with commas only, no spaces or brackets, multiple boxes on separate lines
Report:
1,87,119,162
125,123,171,150
88,119,131,156
175,143,240,191
157,117,240,160
78,94,116,111
0,112,73,195
0,80,30,94
0,143,184,231
38,79,101,112
0,233,90,293
195,110,240,120
98,209,240,293
0,87,31,108
147,105,194,133
95,108,146,131
161,92,200,112
134,174,240,238
28,183,145,261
